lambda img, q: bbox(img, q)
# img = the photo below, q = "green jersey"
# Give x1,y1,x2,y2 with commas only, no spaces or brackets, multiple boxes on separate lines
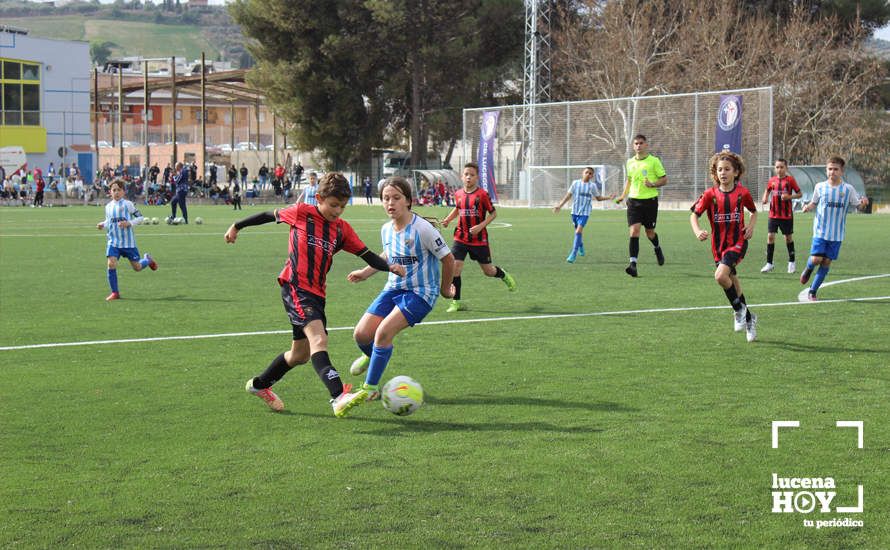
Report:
625,154,666,200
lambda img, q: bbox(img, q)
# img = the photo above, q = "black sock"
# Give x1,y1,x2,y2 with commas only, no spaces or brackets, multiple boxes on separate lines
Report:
311,351,344,399
767,243,775,263
739,293,752,321
494,266,505,279
453,276,462,300
787,242,795,262
648,233,660,249
629,237,639,260
252,353,292,389
723,287,742,311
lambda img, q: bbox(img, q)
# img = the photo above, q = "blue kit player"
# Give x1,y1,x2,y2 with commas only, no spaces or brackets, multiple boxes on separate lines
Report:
97,179,158,301
799,156,869,301
553,166,614,262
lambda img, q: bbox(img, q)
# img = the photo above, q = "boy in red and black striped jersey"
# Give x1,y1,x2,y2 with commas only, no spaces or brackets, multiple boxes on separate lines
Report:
691,151,759,343
225,173,405,417
440,162,516,312
760,159,802,274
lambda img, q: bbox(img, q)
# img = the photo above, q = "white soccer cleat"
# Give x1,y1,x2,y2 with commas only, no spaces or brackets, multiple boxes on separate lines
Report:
760,263,774,273
745,313,758,343
787,261,796,274
733,303,747,332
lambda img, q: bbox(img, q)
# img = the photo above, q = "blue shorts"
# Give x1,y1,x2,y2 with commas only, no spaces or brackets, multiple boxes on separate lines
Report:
810,237,842,261
571,214,589,228
106,245,141,262
367,289,433,327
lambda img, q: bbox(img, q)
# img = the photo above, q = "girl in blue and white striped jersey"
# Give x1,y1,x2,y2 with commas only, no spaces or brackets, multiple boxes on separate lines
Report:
97,179,157,301
344,176,455,407
799,156,868,301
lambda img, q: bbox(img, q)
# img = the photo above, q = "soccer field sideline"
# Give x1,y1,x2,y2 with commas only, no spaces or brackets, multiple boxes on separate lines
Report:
4,280,888,351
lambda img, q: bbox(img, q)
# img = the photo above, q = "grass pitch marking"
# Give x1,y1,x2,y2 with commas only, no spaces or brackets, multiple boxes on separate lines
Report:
796,273,890,302
2,291,888,352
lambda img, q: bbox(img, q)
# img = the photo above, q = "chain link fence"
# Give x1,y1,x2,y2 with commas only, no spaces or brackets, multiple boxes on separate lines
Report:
463,87,773,207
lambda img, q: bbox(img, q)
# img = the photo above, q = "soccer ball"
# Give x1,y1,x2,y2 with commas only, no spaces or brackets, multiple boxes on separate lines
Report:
165,216,173,225
381,375,424,416
195,217,203,225
175,217,185,225
151,217,159,225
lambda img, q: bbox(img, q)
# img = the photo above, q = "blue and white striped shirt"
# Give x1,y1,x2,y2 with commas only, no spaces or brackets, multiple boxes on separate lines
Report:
811,181,860,242
103,199,144,248
382,214,451,306
303,184,318,206
569,177,603,216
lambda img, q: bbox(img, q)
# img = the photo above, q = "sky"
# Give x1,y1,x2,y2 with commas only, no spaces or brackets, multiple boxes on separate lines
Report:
875,24,890,41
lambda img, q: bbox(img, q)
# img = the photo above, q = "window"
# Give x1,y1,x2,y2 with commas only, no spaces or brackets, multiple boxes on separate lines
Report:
1,58,41,127
175,109,182,120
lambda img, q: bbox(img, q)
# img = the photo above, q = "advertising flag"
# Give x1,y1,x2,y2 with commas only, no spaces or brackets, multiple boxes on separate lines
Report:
715,95,743,154
477,110,499,202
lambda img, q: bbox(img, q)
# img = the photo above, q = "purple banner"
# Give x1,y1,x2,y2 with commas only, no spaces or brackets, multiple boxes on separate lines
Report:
477,110,499,202
714,95,743,154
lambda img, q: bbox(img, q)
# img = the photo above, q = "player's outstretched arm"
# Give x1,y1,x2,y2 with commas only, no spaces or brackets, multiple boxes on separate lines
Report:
441,207,458,227
553,193,571,213
225,210,275,243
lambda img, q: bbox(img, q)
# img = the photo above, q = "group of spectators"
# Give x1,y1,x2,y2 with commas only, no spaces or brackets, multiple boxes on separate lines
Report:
1,161,84,207
2,157,451,208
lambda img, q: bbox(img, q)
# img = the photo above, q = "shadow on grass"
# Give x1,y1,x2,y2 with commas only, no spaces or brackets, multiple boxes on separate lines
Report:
756,339,890,354
426,394,638,412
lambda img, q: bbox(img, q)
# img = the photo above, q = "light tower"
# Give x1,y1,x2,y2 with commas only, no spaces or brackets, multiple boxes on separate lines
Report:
521,0,552,200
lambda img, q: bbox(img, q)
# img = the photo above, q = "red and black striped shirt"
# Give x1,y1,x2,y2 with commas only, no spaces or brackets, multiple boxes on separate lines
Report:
452,187,495,245
275,203,367,297
692,183,757,262
766,175,800,220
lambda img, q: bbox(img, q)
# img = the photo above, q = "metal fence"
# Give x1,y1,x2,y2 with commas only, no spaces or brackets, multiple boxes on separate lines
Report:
463,87,773,207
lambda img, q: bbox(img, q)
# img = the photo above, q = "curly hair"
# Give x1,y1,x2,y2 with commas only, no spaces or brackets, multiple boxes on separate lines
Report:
708,151,746,185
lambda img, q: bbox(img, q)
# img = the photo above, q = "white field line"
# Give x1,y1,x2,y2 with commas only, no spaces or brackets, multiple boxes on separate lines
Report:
3,293,888,352
796,273,890,302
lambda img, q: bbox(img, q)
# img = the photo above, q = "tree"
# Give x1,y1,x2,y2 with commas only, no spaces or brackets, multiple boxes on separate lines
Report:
552,0,886,170
90,41,114,65
229,0,523,168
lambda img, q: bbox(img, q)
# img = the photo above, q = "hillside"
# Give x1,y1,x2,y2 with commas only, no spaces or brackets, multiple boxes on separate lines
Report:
4,16,220,61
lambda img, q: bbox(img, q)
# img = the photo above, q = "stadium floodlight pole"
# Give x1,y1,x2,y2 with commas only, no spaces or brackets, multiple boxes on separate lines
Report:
171,56,178,165
144,60,149,171
521,0,552,208
92,67,99,158
201,52,206,184
117,67,123,170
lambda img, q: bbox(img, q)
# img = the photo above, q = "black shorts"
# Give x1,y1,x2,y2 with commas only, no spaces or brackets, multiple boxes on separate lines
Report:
716,240,749,273
451,241,492,264
280,282,327,340
767,218,794,235
626,197,658,229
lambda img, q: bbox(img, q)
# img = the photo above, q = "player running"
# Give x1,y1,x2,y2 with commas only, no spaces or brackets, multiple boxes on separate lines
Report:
690,151,759,343
440,162,516,312
97,179,158,301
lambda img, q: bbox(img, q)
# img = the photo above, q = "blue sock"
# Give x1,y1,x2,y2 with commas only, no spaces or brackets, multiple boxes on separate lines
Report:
365,344,394,387
357,341,373,357
107,268,119,293
139,257,150,269
806,259,815,271
811,265,830,293
572,233,582,253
